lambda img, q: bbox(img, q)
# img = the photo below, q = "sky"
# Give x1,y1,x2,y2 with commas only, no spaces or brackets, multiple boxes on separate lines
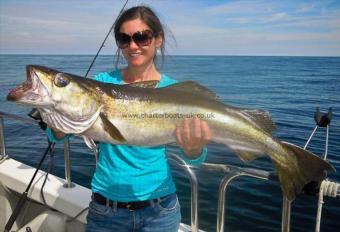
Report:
0,0,339,56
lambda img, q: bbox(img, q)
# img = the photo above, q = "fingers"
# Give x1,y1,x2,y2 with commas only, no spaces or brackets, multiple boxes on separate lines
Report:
175,125,184,147
175,117,211,156
175,118,190,148
183,118,191,145
193,117,202,143
201,120,212,145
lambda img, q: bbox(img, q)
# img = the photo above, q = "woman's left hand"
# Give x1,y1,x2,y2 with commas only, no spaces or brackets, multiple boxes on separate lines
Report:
175,117,212,158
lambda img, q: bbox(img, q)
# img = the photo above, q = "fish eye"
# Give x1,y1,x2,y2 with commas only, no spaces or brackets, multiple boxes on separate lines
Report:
54,73,70,87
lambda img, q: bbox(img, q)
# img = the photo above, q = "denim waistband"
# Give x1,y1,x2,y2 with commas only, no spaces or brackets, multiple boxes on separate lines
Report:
92,192,175,211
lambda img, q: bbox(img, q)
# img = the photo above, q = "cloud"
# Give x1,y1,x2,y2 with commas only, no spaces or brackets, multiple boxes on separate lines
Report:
295,1,336,14
267,12,289,22
265,31,340,42
204,0,275,16
296,2,318,13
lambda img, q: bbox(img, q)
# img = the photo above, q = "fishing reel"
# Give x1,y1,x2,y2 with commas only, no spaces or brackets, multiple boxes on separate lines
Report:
314,107,332,127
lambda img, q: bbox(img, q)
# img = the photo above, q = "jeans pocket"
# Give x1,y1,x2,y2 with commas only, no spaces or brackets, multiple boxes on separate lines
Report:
157,194,179,212
89,200,111,216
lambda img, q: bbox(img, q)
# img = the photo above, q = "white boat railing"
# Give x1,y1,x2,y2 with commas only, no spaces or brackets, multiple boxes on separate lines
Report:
168,153,199,231
0,111,339,232
0,116,6,160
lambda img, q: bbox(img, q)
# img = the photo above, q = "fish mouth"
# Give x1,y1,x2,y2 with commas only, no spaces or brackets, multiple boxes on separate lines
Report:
7,65,49,104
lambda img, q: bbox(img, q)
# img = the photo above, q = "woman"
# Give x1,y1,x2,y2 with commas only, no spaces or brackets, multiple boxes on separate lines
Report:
48,6,211,232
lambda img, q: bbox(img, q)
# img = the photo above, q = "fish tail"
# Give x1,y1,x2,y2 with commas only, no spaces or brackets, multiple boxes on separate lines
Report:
274,141,335,201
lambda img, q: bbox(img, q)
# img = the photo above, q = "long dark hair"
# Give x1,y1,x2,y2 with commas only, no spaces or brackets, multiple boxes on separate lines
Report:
113,6,166,68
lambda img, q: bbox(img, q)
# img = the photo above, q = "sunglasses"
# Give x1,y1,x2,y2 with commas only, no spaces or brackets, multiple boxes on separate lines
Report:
115,30,155,49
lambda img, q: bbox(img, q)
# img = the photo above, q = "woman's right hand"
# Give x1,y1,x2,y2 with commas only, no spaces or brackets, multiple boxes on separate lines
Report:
51,127,67,140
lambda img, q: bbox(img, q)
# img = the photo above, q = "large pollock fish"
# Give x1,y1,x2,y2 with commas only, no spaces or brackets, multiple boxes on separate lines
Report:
7,65,335,200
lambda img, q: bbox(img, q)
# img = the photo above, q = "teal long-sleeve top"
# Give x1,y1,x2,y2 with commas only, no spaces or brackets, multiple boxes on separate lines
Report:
47,70,207,201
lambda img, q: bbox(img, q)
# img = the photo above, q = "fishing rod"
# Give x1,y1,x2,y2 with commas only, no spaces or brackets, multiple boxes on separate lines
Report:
4,141,55,232
85,0,129,78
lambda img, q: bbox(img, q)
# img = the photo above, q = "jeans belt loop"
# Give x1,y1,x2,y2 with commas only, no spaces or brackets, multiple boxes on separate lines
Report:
150,199,155,208
127,203,134,211
105,198,109,207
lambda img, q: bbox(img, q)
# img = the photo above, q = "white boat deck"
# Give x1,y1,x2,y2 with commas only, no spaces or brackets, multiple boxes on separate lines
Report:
0,157,204,232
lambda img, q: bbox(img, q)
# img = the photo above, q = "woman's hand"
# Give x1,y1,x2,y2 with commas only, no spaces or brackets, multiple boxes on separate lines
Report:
51,127,67,140
175,117,212,158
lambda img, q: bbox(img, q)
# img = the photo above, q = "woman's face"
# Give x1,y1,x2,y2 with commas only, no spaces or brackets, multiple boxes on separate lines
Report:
119,18,162,68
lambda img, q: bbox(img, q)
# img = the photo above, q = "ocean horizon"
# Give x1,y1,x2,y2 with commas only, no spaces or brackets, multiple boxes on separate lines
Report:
1,53,340,57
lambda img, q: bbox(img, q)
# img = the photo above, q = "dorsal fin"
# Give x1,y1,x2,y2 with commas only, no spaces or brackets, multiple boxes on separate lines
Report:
164,81,218,99
126,80,159,88
241,109,276,134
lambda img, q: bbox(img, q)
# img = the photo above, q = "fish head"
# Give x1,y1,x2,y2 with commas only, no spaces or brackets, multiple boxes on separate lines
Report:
7,65,55,107
7,65,103,133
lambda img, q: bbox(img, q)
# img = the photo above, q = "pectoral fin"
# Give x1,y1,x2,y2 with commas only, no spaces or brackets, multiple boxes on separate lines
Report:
100,113,126,143
83,136,100,166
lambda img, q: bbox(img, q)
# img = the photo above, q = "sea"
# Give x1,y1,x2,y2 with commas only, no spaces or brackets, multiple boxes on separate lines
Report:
0,55,339,231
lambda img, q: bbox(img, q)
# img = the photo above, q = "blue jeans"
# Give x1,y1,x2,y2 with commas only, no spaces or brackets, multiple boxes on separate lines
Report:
86,193,181,232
